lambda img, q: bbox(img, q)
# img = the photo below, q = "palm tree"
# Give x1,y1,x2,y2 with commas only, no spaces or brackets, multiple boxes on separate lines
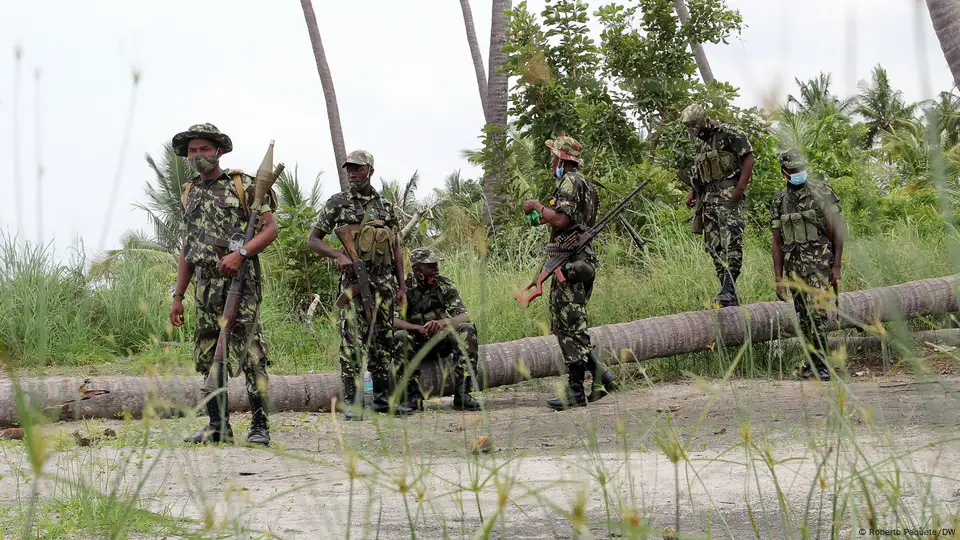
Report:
925,0,960,87
924,91,960,148
855,65,918,148
787,73,855,118
459,0,489,121
300,0,349,192
674,0,715,84
380,172,435,239
483,0,512,227
87,230,177,282
136,143,195,253
274,165,324,214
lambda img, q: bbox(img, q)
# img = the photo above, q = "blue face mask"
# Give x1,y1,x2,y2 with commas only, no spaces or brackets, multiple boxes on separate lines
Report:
555,166,564,178
788,170,808,186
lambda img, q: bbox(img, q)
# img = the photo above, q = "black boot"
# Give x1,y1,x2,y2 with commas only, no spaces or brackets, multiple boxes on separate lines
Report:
453,376,482,411
404,376,424,412
800,354,831,381
185,393,233,444
342,378,365,421
246,392,270,446
372,374,414,416
712,270,740,308
585,353,619,403
547,364,588,411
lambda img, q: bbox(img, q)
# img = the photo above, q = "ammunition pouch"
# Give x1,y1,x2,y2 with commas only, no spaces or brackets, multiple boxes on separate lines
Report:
356,220,396,271
562,260,595,283
780,209,824,246
702,178,739,193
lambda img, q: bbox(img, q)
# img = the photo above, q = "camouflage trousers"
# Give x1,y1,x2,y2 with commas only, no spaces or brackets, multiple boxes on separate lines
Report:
791,271,831,370
394,323,479,395
549,259,596,369
338,274,397,390
702,192,745,280
192,266,269,401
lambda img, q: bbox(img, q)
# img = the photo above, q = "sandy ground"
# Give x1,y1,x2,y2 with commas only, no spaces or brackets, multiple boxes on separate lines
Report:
2,371,960,539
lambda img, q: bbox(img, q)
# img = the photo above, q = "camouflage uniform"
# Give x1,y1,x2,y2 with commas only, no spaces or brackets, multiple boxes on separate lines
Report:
681,104,753,307
174,123,276,445
313,150,411,417
394,248,481,411
539,136,605,409
771,148,842,381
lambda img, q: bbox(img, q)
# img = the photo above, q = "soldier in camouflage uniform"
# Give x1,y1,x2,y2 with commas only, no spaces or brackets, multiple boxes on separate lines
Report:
771,148,844,382
393,247,482,412
523,136,620,410
169,123,278,446
307,150,413,420
681,104,756,308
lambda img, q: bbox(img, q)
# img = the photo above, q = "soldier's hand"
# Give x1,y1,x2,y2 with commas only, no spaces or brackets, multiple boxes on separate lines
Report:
397,287,407,311
423,320,445,336
336,253,353,273
522,199,543,215
415,325,430,336
218,252,242,277
829,266,841,286
775,280,788,302
170,299,184,327
686,191,696,208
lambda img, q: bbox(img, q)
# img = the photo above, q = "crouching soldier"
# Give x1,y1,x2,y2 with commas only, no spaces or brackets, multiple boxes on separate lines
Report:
393,248,482,411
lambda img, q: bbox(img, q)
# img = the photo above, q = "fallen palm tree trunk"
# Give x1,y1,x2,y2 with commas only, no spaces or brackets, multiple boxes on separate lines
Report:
1,275,957,427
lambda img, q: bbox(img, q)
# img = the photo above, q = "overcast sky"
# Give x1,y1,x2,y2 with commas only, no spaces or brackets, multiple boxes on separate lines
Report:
0,0,954,264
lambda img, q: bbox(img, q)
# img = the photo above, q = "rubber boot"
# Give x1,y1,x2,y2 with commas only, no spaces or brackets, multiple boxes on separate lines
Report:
246,392,270,446
712,270,740,308
799,354,831,382
547,364,588,411
341,378,364,421
371,374,414,416
453,376,482,411
585,353,619,403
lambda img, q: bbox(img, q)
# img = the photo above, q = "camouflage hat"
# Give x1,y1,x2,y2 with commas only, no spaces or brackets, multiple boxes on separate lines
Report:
680,104,707,126
172,123,233,158
778,148,808,170
410,247,443,266
544,135,583,164
342,150,375,169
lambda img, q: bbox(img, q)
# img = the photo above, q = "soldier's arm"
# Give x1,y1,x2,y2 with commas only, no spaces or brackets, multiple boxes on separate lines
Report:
242,211,277,258
537,178,576,230
307,197,351,264
440,282,471,325
394,318,424,332
730,132,755,197
173,233,195,298
823,191,844,269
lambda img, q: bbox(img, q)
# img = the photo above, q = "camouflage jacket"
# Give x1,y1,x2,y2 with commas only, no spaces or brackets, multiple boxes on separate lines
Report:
398,274,468,326
181,171,275,270
693,124,752,202
769,178,842,277
547,169,598,254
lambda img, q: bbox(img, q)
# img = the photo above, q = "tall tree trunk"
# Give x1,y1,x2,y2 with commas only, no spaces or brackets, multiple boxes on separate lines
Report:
674,0,716,85
300,0,349,192
460,0,490,122
3,275,957,426
926,0,960,88
481,0,511,229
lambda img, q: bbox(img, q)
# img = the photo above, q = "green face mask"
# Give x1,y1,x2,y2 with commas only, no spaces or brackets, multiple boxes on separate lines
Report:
350,177,372,193
191,154,219,174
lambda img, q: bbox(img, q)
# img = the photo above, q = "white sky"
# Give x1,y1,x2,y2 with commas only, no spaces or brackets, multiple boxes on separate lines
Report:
0,0,954,264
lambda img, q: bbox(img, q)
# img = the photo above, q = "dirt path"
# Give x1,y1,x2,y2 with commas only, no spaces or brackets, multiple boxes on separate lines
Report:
2,373,960,539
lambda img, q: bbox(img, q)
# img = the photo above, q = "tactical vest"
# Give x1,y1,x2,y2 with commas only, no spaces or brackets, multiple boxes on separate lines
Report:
778,188,828,247
352,196,396,275
694,131,741,184
406,285,446,326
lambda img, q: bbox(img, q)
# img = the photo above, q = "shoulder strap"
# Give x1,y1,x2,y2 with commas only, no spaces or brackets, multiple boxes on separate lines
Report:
181,182,193,210
225,169,250,218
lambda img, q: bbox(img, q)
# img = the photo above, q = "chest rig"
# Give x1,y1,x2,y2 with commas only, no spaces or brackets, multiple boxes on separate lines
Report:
695,131,741,185
778,187,827,247
351,195,396,276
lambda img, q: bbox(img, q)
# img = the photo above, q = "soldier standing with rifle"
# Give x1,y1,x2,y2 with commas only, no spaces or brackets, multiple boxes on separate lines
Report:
680,104,756,308
771,148,844,382
521,136,620,410
307,150,413,420
169,124,280,446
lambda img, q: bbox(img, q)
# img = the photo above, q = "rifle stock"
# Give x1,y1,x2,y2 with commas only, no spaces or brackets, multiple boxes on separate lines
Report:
202,141,283,395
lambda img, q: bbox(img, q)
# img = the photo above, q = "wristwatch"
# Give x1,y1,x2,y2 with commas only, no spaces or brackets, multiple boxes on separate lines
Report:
238,247,248,258
172,292,184,299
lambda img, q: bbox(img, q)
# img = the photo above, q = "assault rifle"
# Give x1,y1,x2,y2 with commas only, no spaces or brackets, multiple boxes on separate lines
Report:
514,178,651,309
334,224,375,320
202,141,284,395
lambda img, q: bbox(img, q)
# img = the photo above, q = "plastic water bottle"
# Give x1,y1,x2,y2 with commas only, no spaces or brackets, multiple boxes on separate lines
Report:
363,371,373,392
